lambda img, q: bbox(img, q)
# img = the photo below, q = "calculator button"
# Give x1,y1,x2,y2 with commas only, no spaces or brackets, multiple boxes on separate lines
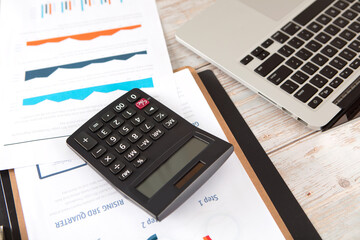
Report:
89,120,103,132
163,117,177,129
128,130,143,143
119,169,132,180
144,105,158,115
135,98,150,109
153,111,168,122
140,121,155,133
127,93,140,103
124,148,140,162
122,108,137,119
150,128,164,140
113,102,127,113
110,117,124,129
109,161,125,175
137,137,152,151
119,123,133,136
115,141,130,154
133,156,147,168
101,111,115,122
74,132,98,151
106,133,121,146
97,127,112,139
131,114,145,126
100,153,116,166
91,145,107,159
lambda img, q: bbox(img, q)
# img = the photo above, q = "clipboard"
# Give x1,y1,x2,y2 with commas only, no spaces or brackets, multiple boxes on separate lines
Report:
4,66,321,240
181,66,321,240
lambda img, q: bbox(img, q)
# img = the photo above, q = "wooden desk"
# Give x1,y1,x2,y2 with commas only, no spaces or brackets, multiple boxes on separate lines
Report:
157,1,360,239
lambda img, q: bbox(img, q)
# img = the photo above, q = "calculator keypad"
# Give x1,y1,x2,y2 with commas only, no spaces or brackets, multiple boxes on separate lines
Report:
71,90,178,182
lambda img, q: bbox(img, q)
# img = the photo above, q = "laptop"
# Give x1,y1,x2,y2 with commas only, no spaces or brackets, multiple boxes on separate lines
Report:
176,0,360,130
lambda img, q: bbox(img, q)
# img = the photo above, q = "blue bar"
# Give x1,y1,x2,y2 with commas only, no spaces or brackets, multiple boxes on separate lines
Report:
23,78,154,105
101,0,103,4
81,0,84,11
61,2,64,12
41,4,44,18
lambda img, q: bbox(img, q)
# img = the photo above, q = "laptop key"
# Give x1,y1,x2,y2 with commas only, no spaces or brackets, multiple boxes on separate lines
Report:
350,58,360,69
297,29,314,40
254,53,285,77
296,48,313,60
288,37,305,49
278,45,295,57
339,48,356,61
351,2,360,13
315,32,331,44
251,47,264,56
326,7,341,17
339,29,356,40
321,45,338,57
280,80,299,94
333,17,349,28
307,22,323,33
305,40,322,52
316,14,332,25
320,65,338,79
267,65,293,85
291,71,309,84
293,0,334,26
349,40,360,52
342,9,358,20
340,67,353,78
257,50,270,60
311,53,329,66
261,39,274,48
301,62,319,75
310,74,328,88
240,55,254,65
330,37,347,49
319,87,333,98
330,77,344,88
349,21,360,33
324,24,341,36
308,96,323,109
334,1,349,10
286,56,303,69
272,31,289,43
281,22,301,35
294,84,318,103
330,57,347,69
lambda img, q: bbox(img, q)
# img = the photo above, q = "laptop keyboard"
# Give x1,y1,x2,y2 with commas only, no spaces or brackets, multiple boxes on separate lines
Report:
240,0,360,109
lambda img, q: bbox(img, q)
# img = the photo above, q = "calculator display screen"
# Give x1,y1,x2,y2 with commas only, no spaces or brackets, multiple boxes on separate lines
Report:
136,138,208,198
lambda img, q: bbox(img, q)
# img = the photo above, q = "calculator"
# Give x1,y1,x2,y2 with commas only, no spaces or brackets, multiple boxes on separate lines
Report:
66,88,233,220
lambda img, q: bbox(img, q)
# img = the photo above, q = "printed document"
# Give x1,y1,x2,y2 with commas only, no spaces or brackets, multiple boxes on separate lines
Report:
0,0,177,169
15,69,284,240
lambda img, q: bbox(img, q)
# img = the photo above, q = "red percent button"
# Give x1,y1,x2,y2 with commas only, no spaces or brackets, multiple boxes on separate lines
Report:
135,98,150,109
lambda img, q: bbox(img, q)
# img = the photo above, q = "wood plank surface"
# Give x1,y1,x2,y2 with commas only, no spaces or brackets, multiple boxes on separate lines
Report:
157,0,360,239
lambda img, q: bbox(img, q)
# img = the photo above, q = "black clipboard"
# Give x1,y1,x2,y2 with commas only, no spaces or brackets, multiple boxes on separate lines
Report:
190,68,322,240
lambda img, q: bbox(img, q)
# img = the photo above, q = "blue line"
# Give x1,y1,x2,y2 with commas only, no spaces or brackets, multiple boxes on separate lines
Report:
25,51,147,81
61,2,64,12
101,0,103,4
23,77,154,105
41,4,44,18
81,0,84,11
37,163,87,179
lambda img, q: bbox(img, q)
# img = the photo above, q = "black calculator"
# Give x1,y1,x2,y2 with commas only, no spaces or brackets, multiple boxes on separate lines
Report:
67,88,233,220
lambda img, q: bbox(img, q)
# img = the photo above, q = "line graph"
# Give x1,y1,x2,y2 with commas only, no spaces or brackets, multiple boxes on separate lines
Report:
27,24,141,46
25,50,147,81
23,77,153,106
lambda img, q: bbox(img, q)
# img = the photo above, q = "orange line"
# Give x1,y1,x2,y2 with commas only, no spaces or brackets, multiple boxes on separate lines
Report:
89,0,91,6
69,1,72,10
109,0,111,4
27,24,141,46
49,3,52,14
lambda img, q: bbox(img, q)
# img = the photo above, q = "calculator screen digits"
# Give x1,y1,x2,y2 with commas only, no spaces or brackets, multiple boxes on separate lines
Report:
136,137,208,198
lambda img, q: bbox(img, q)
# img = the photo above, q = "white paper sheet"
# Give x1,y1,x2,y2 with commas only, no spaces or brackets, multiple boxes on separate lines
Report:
15,69,284,240
0,0,178,169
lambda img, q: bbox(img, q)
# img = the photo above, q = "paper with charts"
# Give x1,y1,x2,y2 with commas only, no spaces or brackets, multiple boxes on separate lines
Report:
0,0,177,169
15,69,284,240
